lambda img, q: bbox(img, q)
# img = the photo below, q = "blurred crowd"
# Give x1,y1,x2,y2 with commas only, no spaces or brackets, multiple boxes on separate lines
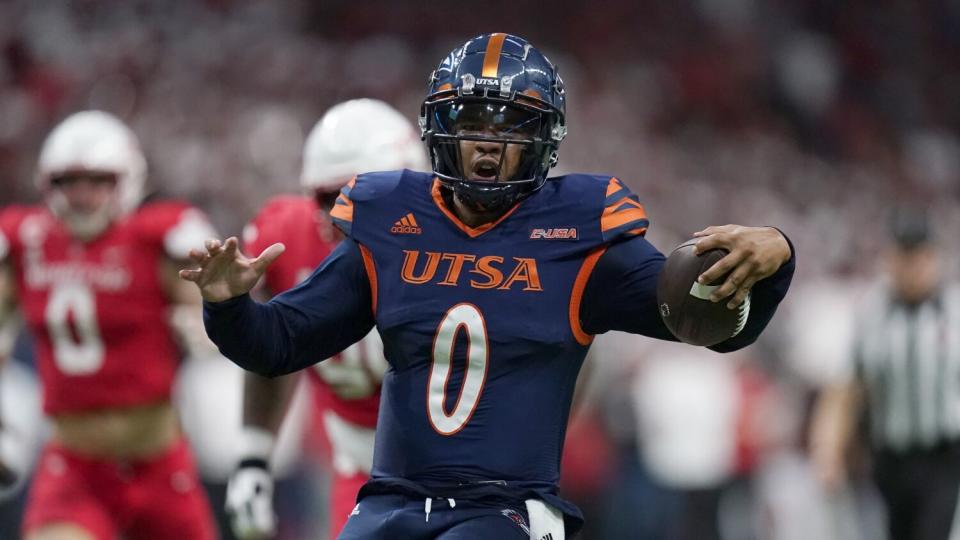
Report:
0,1,958,539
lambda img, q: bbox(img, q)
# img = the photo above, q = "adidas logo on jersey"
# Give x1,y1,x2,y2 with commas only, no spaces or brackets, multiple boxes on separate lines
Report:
391,213,422,235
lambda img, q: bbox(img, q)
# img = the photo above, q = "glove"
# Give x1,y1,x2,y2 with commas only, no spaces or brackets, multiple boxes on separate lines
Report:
225,458,277,539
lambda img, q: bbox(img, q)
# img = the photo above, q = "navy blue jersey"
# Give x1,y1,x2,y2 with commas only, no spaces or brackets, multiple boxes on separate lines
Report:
205,170,795,531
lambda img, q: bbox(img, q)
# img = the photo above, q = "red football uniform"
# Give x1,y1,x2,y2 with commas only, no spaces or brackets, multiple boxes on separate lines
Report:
0,201,217,540
24,440,216,540
0,202,213,414
243,195,384,536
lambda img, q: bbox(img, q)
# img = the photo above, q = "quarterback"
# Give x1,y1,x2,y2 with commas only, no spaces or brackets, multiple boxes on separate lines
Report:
0,111,217,540
186,34,795,539
225,98,429,540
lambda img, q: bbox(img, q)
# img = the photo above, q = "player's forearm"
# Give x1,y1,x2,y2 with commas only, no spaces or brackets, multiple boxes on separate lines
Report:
236,371,300,466
0,263,18,361
242,371,300,433
203,294,302,377
709,233,795,353
204,239,375,376
809,381,862,487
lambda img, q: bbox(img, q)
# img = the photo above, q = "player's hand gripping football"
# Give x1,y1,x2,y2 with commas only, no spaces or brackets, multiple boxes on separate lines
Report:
693,225,791,309
179,237,285,302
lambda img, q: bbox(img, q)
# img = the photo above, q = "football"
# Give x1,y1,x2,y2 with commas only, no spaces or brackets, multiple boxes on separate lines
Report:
656,239,750,346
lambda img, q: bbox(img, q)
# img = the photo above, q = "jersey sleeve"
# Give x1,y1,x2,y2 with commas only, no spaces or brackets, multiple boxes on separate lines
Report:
328,171,406,240
600,177,649,243
203,238,375,377
329,177,357,237
580,235,674,341
580,231,796,352
137,202,218,260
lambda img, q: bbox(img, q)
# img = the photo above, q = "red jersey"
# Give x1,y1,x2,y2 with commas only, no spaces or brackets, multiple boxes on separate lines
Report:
0,202,214,414
243,195,382,428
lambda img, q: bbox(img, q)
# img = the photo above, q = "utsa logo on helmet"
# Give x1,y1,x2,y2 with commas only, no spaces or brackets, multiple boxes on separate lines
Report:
419,33,567,214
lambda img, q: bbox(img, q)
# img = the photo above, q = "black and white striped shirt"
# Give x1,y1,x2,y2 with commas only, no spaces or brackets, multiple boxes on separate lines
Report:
855,285,960,452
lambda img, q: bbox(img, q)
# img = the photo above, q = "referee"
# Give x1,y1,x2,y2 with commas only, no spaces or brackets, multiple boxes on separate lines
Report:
811,208,960,540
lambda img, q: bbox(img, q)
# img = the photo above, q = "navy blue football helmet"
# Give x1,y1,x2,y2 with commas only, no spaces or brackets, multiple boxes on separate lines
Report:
420,33,567,213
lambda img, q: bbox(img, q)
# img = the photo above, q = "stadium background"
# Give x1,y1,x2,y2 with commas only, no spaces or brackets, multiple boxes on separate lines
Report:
0,1,958,538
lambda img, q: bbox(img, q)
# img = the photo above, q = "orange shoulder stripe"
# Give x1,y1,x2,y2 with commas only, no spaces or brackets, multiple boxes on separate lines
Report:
329,199,353,223
329,176,357,223
601,205,648,233
605,177,625,197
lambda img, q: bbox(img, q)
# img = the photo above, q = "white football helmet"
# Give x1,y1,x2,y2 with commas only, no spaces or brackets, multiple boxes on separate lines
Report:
301,99,429,193
36,110,146,239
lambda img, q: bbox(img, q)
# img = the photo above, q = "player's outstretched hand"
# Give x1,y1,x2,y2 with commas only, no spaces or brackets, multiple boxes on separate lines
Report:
692,225,791,309
178,237,285,303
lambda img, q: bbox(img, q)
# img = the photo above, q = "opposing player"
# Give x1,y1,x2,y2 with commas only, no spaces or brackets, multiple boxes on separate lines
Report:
186,34,796,538
225,98,429,540
0,111,218,540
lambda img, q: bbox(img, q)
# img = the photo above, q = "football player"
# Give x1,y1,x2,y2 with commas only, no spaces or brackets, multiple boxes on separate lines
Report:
185,33,796,539
0,111,218,540
225,98,429,540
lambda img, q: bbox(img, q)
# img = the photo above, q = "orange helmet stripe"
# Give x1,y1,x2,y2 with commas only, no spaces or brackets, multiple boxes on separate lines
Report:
481,33,507,78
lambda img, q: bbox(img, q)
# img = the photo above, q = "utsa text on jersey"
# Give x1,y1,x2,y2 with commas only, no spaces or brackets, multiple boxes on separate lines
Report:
400,249,543,291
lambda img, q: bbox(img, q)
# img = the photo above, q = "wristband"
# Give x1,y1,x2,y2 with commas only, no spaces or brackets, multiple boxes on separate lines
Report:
237,426,276,464
237,457,269,470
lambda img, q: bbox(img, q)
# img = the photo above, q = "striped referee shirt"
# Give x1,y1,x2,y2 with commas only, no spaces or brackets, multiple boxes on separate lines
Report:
855,284,960,453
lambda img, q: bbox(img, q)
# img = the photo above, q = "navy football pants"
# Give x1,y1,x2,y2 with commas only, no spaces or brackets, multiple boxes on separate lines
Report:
336,493,531,539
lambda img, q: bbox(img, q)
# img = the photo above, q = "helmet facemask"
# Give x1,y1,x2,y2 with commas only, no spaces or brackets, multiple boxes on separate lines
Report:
423,95,562,214
44,171,121,241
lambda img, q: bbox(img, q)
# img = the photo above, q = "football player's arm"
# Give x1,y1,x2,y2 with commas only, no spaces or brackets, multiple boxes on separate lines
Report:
203,239,375,377
809,378,863,491
238,278,300,457
230,311,298,540
0,259,19,366
157,204,223,358
0,251,20,487
579,231,795,351
161,256,225,359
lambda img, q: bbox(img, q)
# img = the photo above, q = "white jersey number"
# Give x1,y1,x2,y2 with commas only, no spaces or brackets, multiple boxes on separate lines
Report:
44,283,105,375
427,303,489,436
